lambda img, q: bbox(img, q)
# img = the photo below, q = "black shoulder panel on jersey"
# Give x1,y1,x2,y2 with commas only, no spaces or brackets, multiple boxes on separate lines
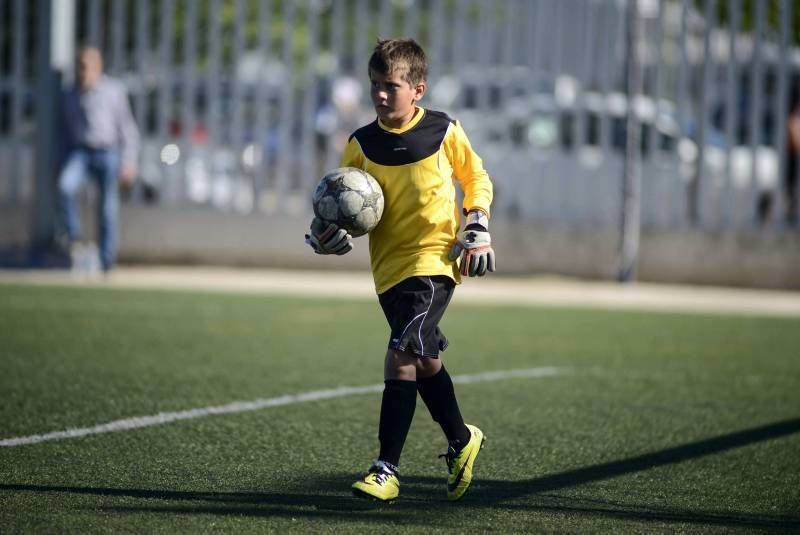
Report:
351,110,456,166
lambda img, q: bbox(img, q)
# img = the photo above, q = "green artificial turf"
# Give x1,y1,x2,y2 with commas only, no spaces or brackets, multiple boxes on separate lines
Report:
0,283,798,533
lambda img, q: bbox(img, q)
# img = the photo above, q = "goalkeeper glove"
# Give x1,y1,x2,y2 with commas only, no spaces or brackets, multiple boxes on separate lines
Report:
449,211,496,277
304,217,352,255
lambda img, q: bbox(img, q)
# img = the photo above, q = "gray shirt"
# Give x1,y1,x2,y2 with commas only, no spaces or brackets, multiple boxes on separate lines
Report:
63,75,140,167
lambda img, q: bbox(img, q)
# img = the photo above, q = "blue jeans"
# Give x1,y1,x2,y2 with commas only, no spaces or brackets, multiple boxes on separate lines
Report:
57,148,121,270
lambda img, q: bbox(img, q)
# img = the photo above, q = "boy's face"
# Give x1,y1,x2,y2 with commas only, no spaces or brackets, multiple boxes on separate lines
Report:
369,69,426,129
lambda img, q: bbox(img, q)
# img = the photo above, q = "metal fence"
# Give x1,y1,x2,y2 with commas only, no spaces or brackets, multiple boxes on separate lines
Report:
1,0,799,231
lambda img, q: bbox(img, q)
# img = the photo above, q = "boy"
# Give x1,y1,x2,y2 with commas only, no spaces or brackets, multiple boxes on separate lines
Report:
305,38,495,502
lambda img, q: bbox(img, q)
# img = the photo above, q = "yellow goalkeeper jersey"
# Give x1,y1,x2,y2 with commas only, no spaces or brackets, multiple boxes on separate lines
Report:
340,106,493,294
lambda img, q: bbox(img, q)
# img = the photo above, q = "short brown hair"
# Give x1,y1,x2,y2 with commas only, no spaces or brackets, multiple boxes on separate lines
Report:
368,38,428,86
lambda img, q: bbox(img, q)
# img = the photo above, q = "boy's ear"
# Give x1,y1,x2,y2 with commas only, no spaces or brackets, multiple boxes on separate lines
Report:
413,81,427,101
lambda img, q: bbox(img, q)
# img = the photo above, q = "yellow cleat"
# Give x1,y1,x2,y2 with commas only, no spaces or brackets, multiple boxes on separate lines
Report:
352,465,400,502
441,424,486,501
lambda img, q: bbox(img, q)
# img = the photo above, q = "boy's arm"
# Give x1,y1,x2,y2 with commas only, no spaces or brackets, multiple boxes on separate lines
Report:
443,121,493,219
444,121,496,277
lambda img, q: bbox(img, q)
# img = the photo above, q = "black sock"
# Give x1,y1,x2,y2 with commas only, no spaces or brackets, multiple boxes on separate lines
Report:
377,379,417,468
417,367,470,449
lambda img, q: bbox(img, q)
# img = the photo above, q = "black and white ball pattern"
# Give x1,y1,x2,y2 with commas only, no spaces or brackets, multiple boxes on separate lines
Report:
312,167,384,237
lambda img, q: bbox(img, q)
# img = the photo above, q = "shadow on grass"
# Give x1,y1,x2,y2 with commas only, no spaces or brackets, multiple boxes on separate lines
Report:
3,417,799,529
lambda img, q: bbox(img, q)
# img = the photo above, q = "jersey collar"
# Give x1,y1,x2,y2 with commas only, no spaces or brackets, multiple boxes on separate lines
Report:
377,106,425,134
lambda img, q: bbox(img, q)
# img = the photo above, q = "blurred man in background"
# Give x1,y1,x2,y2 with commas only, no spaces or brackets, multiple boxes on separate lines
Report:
56,45,139,273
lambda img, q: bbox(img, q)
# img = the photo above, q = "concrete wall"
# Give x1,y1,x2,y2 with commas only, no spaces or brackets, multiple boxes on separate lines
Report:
3,203,799,289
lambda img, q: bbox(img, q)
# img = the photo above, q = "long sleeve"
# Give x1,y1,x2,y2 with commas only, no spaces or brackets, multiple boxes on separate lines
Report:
443,120,493,217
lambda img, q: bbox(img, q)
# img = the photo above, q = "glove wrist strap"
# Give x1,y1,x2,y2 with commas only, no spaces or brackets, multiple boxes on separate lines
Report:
465,210,488,231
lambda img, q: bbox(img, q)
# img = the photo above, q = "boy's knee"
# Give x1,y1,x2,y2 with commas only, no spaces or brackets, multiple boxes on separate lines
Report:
384,349,419,380
415,356,441,378
384,349,442,381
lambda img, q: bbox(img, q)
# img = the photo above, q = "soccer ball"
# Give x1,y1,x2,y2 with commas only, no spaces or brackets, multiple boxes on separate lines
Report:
312,167,384,237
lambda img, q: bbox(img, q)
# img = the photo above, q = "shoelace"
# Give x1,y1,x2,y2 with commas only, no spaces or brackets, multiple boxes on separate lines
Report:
438,447,457,472
369,466,396,484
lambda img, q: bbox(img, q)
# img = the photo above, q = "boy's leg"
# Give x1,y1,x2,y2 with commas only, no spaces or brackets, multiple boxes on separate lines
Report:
377,350,419,468
416,365,471,449
354,276,460,501
417,361,486,501
352,349,416,501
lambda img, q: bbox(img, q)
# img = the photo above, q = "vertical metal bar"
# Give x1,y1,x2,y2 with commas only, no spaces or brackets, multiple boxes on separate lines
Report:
773,0,791,227
231,0,246,152
689,0,714,227
428,0,445,82
378,0,392,39
230,0,253,209
576,0,593,150
299,0,321,191
324,0,346,173
552,0,564,83
597,1,614,154
158,0,175,203
354,0,368,70
464,0,475,64
476,1,491,111
0,0,6,175
613,0,628,93
723,0,740,228
645,0,666,227
523,0,535,76
529,0,544,221
536,0,556,222
675,0,690,226
452,0,466,69
158,0,174,142
500,0,514,106
618,0,643,283
207,0,222,150
403,0,418,41
87,0,101,46
109,0,125,74
0,0,8,202
566,0,582,221
582,0,600,223
531,0,548,87
255,0,273,195
578,0,597,224
748,0,764,226
275,0,296,207
10,0,25,203
647,0,664,159
0,0,5,81
331,0,344,64
134,0,149,132
227,0,245,214
554,0,569,221
183,0,198,151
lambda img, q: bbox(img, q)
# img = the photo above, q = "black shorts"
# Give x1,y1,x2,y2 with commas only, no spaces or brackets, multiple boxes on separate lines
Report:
378,275,455,358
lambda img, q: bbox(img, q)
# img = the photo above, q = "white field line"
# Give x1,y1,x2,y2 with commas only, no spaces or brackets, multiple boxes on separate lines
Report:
0,367,562,447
